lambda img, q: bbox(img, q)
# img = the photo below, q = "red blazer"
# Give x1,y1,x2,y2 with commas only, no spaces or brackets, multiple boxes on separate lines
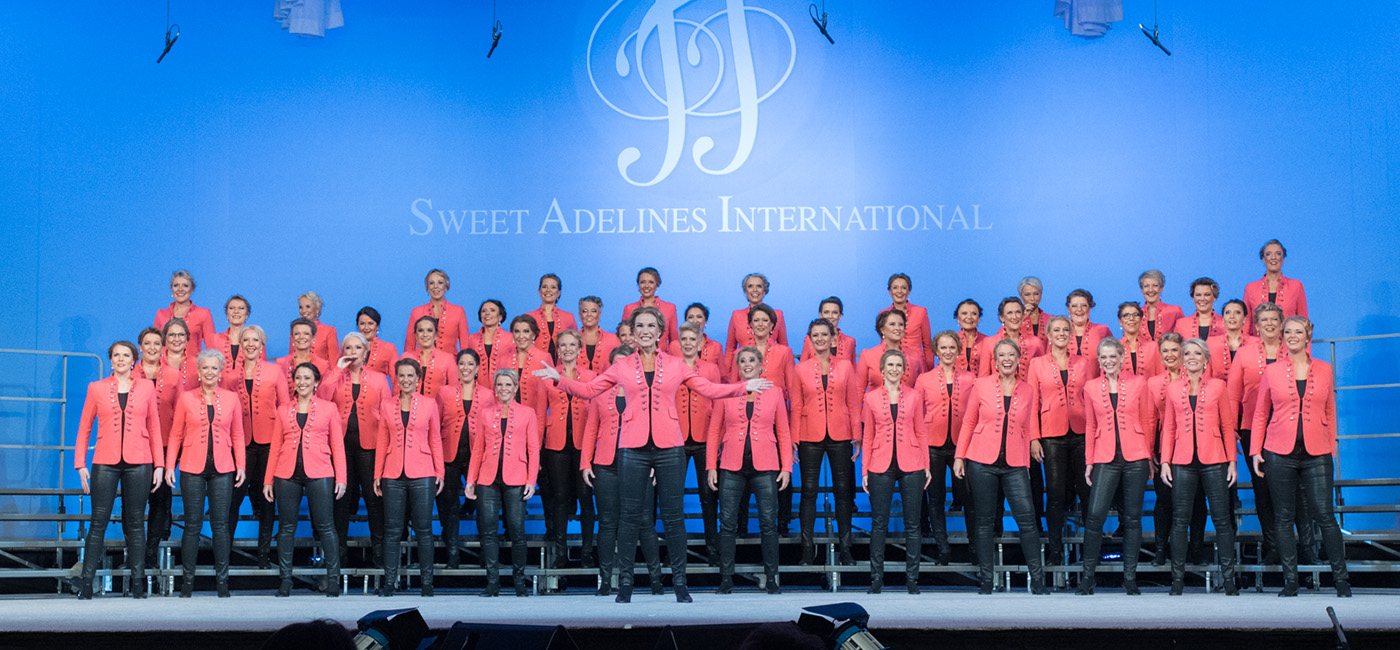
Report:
405,301,472,354
396,348,458,400
1161,377,1237,465
76,376,163,469
706,390,793,473
725,306,789,353
155,303,217,351
276,353,332,400
469,401,542,487
162,351,201,393
526,306,578,356
581,392,626,468
365,338,399,376
977,333,1045,381
285,320,338,361
1243,275,1308,336
914,366,977,447
134,362,182,447
1139,301,1184,342
545,365,597,450
1226,339,1284,431
164,388,244,475
466,327,515,385
1023,309,1053,342
954,331,987,374
1120,335,1163,378
677,359,723,444
1068,322,1112,375
224,360,287,445
799,329,858,365
667,337,725,370
856,344,924,391
265,397,346,484
1173,311,1225,340
622,298,680,347
375,394,444,481
861,385,930,474
955,376,1040,467
724,342,794,401
207,330,266,386
557,351,746,449
791,357,862,443
318,366,390,452
1207,333,1256,380
1081,374,1156,464
438,381,493,463
581,330,622,373
1250,359,1336,457
884,302,935,369
1028,354,1092,437
503,346,552,426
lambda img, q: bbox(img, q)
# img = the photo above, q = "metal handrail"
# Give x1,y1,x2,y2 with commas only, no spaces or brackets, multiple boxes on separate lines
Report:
1315,334,1400,527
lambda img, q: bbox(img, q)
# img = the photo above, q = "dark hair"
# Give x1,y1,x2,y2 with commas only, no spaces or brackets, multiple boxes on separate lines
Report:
819,296,844,315
162,317,189,339
290,316,318,337
225,294,250,313
629,306,666,332
1117,301,1143,319
539,272,562,291
108,340,139,361
259,619,355,650
615,320,632,335
887,272,912,291
741,272,771,293
609,344,634,363
875,308,907,336
510,314,540,337
478,299,507,322
137,326,163,346
579,295,603,310
356,306,382,325
1222,298,1248,316
1188,277,1220,299
807,317,835,338
456,348,481,365
1259,238,1287,259
747,303,778,326
636,266,661,286
394,357,423,379
684,302,710,321
997,296,1024,318
954,298,983,319
293,362,321,384
413,315,438,334
1066,288,1096,309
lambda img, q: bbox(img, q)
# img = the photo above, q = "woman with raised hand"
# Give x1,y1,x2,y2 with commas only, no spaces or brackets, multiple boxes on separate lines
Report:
526,273,577,363
978,297,1045,380
356,306,400,376
437,349,490,569
404,269,472,354
857,308,923,391
955,339,1047,595
154,269,216,352
884,273,936,368
1174,278,1226,340
1244,239,1308,335
675,322,724,566
226,324,287,569
277,317,332,398
1018,277,1051,342
165,350,245,598
468,369,542,597
290,291,339,360
1160,338,1239,595
1065,289,1111,374
1116,302,1162,378
74,340,164,599
952,299,987,374
800,297,858,364
727,273,789,351
541,330,598,573
207,295,256,385
861,350,931,594
1077,338,1154,595
792,318,861,566
1208,299,1254,379
374,358,444,597
577,296,620,373
621,267,681,348
468,299,513,384
399,315,458,400
914,330,976,565
1137,270,1184,343
322,332,391,568
1028,316,1092,566
1251,316,1349,597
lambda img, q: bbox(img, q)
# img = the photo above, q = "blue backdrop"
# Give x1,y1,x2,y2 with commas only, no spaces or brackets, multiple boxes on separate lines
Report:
2,1,1398,534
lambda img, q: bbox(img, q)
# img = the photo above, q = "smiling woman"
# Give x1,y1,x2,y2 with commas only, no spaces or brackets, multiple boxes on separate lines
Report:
154,270,216,352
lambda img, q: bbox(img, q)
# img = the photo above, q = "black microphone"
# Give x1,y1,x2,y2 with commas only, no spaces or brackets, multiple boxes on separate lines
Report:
809,8,834,44
1139,24,1171,56
487,22,502,58
157,27,179,63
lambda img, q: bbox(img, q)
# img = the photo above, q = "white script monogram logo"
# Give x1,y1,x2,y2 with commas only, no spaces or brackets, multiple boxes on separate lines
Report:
588,0,796,186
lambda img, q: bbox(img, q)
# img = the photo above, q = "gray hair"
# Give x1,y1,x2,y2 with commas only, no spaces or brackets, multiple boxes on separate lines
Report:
196,349,225,372
678,322,704,338
492,368,519,385
741,272,770,293
1096,337,1126,357
1138,269,1165,288
341,331,369,351
1182,337,1211,359
299,291,323,317
171,269,196,291
1017,276,1043,293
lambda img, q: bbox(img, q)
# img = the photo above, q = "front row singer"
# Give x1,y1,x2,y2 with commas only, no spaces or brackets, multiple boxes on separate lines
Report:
861,349,931,594
534,307,772,603
374,358,444,597
465,369,542,597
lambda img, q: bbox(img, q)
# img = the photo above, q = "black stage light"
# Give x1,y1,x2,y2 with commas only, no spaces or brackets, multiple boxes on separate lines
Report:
353,608,432,650
799,603,888,650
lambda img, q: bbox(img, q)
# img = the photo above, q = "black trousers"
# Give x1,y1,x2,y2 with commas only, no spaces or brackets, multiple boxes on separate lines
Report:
718,469,779,579
381,476,436,586
438,455,468,561
1152,471,1206,554
592,463,661,585
273,476,340,583
542,446,596,565
682,441,719,559
1082,459,1149,579
82,463,153,585
1169,463,1236,578
1263,451,1349,584
477,483,528,581
968,461,1045,587
145,482,173,563
924,444,957,551
1240,430,1314,555
616,446,688,589
867,469,923,581
178,470,234,582
1040,434,1089,557
336,446,385,566
229,442,276,555
799,439,856,551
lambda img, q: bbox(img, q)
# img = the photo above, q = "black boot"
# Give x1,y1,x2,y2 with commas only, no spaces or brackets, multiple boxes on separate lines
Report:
379,565,397,597
513,567,529,597
1077,567,1096,595
867,572,883,594
717,575,733,594
180,568,195,598
767,573,782,595
130,565,148,599
838,529,856,566
446,547,460,570
78,576,94,600
1169,558,1185,596
276,578,292,597
799,541,817,566
420,565,433,597
216,577,230,598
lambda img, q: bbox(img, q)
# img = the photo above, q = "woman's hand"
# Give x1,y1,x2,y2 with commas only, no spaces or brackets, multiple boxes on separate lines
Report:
1159,463,1173,487
707,469,718,491
777,471,791,491
151,468,165,493
583,468,595,488
533,361,561,382
745,378,774,393
851,442,861,462
953,458,965,479
165,469,179,489
373,478,382,497
234,469,246,488
334,482,347,499
262,485,275,502
1251,454,1265,477
78,467,91,494
1030,440,1044,463
923,469,932,489
1084,464,1094,487
862,474,870,494
1227,462,1238,487
523,484,536,500
436,478,445,496
465,484,476,500
337,356,354,369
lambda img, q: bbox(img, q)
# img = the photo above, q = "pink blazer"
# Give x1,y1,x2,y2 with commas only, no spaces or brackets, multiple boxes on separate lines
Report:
977,333,1046,381
1160,377,1237,465
582,330,622,373
164,388,244,475
914,366,977,448
1173,312,1225,340
725,306,789,352
790,357,862,443
285,320,338,361
1140,302,1185,342
860,385,930,474
134,362,182,447
1243,275,1308,336
375,394,444,481
856,345,924,391
1250,359,1336,457
954,331,987,374
622,298,680,347
544,365,597,451
799,330,858,365
265,397,346,484
667,337,725,370
438,382,493,463
557,351,746,449
1028,354,1092,437
676,359,723,444
706,390,793,473
1207,334,1256,380
396,348,458,400
1080,374,1156,464
581,392,626,468
275,353,332,400
405,301,472,354
1226,339,1285,431
724,342,794,400
224,360,287,445
365,338,399,376
466,327,514,385
76,376,163,469
503,346,552,426
955,376,1040,468
162,351,201,394
1023,309,1053,342
526,306,578,356
318,366,390,452
1120,336,1164,378
1068,322,1112,375
469,401,542,487
884,302,935,369
207,330,266,386
155,303,217,351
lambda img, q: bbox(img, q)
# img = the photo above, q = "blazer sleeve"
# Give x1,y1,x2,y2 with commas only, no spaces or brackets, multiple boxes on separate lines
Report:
844,364,863,440
455,306,473,351
231,402,247,472
1217,384,1238,462
144,388,164,468
955,389,979,460
166,395,188,473
912,393,930,451
580,402,599,470
75,389,99,470
1325,371,1337,457
1082,386,1098,466
526,412,542,486
681,370,748,400
265,411,285,486
329,408,346,484
1138,383,1157,455
775,400,793,470
317,366,343,401
1226,354,1246,414
1250,372,1274,454
403,310,417,353
705,400,726,472
860,400,876,473
788,366,806,437
196,309,217,351
467,409,485,486
374,403,389,480
1296,283,1309,318
1160,390,1177,463
557,366,621,399
428,403,444,481
1027,385,1042,440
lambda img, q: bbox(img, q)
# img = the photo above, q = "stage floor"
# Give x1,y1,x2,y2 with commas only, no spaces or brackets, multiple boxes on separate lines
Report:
3,588,1397,633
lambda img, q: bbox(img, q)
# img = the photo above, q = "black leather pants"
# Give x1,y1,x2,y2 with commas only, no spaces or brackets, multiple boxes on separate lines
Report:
799,439,856,554
924,443,956,553
82,463,153,592
336,446,385,567
274,476,340,586
1152,470,1205,557
1263,451,1349,585
145,481,173,565
477,483,528,583
1082,459,1148,581
616,446,688,590
439,455,468,563
1041,434,1089,558
968,461,1044,588
543,446,596,566
1169,463,1236,584
230,442,276,558
592,463,662,588
683,441,719,561
381,476,436,589
1241,431,1314,557
867,469,923,582
179,470,234,584
718,469,780,580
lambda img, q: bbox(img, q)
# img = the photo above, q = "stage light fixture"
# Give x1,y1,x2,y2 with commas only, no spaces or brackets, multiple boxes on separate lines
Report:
157,0,179,63
809,1,834,44
487,0,502,58
799,603,888,650
1140,0,1171,55
353,608,431,650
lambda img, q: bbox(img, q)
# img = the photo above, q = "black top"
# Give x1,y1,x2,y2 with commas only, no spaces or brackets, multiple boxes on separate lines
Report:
546,320,557,360
293,409,309,480
1147,320,1156,338
945,381,956,446
1186,392,1202,467
1130,352,1138,373
118,392,129,411
1291,379,1309,458
1266,356,1277,365
1075,335,1083,351
459,400,474,459
229,344,240,363
821,374,828,391
1269,291,1278,304
1109,391,1124,462
245,378,254,395
401,409,410,429
644,370,655,386
1199,325,1211,340
484,343,493,358
296,412,308,428
495,416,509,486
888,403,901,471
741,400,756,473
1228,348,1238,362
994,395,1012,468
585,344,596,363
1059,369,1069,387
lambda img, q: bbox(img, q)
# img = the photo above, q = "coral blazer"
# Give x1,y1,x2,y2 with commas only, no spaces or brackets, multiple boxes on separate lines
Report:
75,376,163,469
396,348,458,400
622,298,680,347
954,331,987,374
914,366,977,448
133,362,182,448
1173,311,1225,340
1081,374,1156,464
163,351,201,394
544,365,598,451
884,302,936,369
1139,301,1185,343
469,401,542,487
466,327,514,385
1068,322,1112,375
1243,275,1308,336
676,359,723,444
164,388,243,475
1207,334,1256,380
375,394,444,481
526,306,578,358
225,360,287,445
318,366,390,452
207,330,266,386
1161,377,1237,465
405,301,472,354
1226,339,1286,430
582,330,622,373
284,320,338,361
860,385,930,474
503,346,552,426
955,376,1040,468
1120,335,1164,378
856,345,924,391
155,302,217,351
667,336,725,370
275,353,332,400
1028,354,1092,437
365,338,400,376
790,356,862,443
978,333,1046,381
725,306,789,353
556,351,746,449
265,397,346,484
724,342,795,401
706,390,793,473
799,329,858,365
438,381,493,463
1250,359,1337,457
581,391,627,469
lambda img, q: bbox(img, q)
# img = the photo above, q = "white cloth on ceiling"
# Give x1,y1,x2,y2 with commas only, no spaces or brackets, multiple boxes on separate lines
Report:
1053,0,1123,39
274,0,344,38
